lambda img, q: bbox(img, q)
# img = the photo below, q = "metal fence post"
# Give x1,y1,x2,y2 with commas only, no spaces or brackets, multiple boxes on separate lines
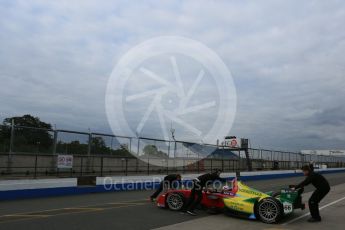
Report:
183,158,185,173
167,141,171,158
34,154,38,179
147,157,150,175
50,130,58,173
87,132,92,156
80,157,83,176
100,156,104,177
86,132,92,174
137,138,140,156
173,141,177,171
166,159,169,175
129,137,132,153
9,119,14,154
52,130,58,155
125,158,128,176
7,120,15,174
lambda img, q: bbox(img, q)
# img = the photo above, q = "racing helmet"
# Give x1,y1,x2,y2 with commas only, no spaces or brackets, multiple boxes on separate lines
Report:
222,185,230,191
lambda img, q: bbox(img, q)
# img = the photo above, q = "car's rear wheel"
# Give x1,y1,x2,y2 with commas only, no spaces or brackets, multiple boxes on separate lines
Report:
166,193,185,211
256,197,283,224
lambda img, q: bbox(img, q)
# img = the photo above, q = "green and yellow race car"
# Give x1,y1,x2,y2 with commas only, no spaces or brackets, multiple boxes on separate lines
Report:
157,177,305,224
223,178,305,223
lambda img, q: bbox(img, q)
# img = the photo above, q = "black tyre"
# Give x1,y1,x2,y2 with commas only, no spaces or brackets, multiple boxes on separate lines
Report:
166,193,185,211
255,197,283,224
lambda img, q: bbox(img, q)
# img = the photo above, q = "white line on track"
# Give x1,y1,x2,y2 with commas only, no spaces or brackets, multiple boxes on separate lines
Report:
282,196,345,225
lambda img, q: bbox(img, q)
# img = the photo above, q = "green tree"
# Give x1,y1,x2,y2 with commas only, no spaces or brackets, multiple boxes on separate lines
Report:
0,125,10,152
143,145,158,155
2,115,53,153
112,144,133,157
142,144,168,158
56,140,88,155
91,136,108,154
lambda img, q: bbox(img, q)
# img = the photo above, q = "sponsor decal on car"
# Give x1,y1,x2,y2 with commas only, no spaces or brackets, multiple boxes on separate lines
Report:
239,188,264,197
226,200,246,212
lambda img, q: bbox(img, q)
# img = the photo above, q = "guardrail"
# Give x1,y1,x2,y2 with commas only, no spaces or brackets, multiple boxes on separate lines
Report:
1,168,345,201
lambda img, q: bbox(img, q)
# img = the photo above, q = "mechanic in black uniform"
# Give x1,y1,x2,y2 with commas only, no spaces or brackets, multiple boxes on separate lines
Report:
150,174,182,201
293,165,330,222
309,161,315,172
184,169,226,216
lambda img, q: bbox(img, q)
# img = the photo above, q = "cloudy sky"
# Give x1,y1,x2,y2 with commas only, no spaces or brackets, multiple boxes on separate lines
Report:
1,0,345,151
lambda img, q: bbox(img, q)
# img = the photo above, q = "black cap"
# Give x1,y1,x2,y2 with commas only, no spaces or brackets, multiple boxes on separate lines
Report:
301,165,311,172
213,168,222,173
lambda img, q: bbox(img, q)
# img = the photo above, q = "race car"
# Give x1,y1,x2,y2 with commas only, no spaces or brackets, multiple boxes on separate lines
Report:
156,178,305,224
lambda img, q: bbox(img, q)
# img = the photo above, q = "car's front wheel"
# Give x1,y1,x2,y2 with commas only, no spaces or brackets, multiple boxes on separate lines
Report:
166,193,185,211
256,197,283,224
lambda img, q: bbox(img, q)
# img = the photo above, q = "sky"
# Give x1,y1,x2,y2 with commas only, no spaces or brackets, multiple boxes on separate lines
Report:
0,0,345,151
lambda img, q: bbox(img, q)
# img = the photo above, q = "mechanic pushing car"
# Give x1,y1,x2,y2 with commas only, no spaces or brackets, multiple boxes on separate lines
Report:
150,174,182,201
183,169,226,216
292,165,330,222
309,161,315,172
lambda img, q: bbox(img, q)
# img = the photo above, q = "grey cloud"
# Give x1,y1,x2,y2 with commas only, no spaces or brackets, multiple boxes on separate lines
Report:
1,0,345,150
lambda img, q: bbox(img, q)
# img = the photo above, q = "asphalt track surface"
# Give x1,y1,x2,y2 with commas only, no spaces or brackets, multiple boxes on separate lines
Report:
0,172,344,230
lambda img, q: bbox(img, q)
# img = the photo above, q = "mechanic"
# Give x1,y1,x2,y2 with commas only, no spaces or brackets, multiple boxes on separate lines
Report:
293,165,330,222
150,174,182,201
183,169,226,216
309,161,315,172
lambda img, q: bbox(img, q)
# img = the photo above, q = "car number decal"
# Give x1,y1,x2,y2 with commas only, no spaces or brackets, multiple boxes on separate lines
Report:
283,202,293,214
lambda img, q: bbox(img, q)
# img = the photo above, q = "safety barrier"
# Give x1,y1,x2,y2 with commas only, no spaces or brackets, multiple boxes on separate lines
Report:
1,168,344,201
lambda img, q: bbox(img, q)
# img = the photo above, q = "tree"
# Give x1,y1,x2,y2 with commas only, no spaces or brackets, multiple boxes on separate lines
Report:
142,144,168,158
2,115,53,152
91,136,108,154
0,114,135,157
143,145,158,155
0,125,10,152
113,144,133,157
3,115,52,129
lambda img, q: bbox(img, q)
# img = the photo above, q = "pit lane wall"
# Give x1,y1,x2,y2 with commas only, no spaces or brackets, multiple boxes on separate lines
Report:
1,168,344,200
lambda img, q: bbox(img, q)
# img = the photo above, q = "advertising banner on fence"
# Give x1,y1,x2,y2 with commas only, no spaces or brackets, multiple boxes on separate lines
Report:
57,155,73,169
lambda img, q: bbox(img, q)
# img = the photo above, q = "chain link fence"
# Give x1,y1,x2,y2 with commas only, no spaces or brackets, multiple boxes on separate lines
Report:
1,124,345,179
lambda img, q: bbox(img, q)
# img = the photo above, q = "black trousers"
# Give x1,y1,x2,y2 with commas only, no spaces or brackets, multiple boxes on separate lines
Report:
309,188,330,220
151,181,174,198
185,180,203,211
151,181,164,199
